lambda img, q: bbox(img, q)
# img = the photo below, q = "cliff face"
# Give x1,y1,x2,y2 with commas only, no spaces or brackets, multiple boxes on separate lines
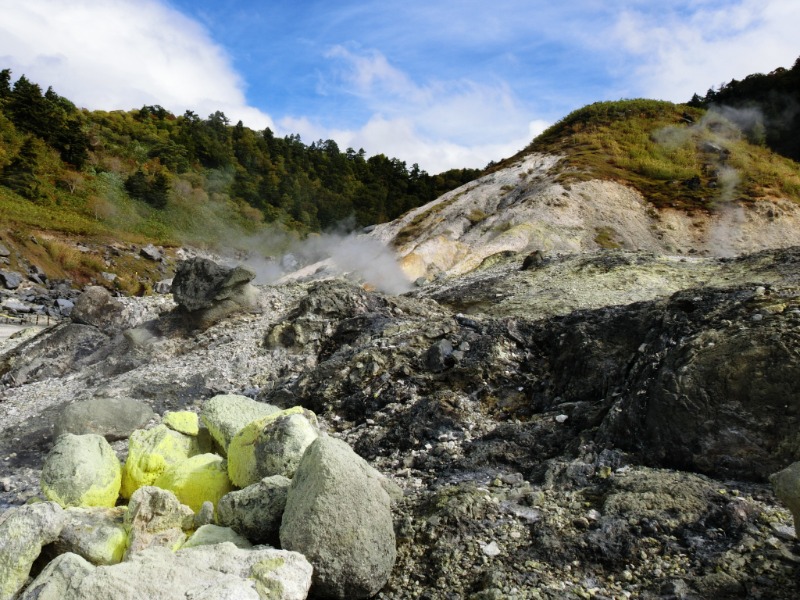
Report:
371,152,800,281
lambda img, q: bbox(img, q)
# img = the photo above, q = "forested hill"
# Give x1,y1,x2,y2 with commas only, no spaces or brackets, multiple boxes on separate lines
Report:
0,68,480,239
688,56,800,162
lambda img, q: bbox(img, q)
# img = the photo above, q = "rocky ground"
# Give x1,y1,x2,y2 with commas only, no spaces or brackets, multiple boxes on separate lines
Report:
1,243,800,599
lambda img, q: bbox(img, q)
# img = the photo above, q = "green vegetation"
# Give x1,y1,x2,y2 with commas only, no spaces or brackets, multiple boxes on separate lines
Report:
500,98,800,211
688,56,800,162
0,68,481,249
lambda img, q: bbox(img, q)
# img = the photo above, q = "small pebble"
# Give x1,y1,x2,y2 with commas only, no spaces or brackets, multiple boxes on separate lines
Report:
482,541,501,557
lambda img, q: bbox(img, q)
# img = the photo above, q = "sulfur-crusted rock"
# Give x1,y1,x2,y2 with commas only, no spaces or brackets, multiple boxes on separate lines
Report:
217,475,291,546
153,453,232,512
54,396,156,442
22,543,313,600
56,507,128,566
280,435,396,599
123,486,194,559
227,407,319,488
771,462,800,534
200,394,281,454
41,433,121,508
181,524,252,549
120,424,199,498
0,501,65,600
162,411,199,436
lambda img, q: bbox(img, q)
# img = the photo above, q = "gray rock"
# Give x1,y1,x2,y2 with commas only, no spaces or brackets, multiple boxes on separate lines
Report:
227,407,319,487
771,462,800,534
100,272,117,283
40,433,121,508
280,436,396,599
54,396,157,442
200,394,281,454
153,278,173,294
217,475,291,545
0,242,9,257
0,501,65,600
181,524,252,549
21,543,313,600
123,486,194,559
71,286,125,331
139,244,163,261
56,507,128,565
1,298,32,313
0,270,22,290
172,257,255,312
425,338,454,372
55,298,75,316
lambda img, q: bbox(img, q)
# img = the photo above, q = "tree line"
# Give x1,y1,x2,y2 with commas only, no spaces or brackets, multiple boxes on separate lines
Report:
0,69,481,232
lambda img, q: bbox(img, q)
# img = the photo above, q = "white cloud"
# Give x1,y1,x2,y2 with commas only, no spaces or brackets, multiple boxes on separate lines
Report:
611,0,800,101
300,45,549,172
0,0,274,128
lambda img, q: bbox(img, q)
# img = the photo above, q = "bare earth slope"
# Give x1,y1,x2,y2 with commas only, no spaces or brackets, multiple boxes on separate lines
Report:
370,153,800,280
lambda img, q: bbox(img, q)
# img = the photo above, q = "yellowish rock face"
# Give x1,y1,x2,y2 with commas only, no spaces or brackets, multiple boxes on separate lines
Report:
227,406,318,488
163,411,200,436
121,425,199,499
154,453,232,513
40,433,122,509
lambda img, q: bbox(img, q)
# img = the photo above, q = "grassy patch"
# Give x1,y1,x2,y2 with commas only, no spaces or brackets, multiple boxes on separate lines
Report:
491,99,800,211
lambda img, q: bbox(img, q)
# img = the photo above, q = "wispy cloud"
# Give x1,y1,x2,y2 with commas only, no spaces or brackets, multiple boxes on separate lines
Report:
609,0,800,101
0,0,274,128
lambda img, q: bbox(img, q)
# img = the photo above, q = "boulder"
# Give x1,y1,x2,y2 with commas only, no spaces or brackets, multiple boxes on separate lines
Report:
139,244,163,261
171,257,256,312
200,394,281,454
54,396,156,442
228,407,319,487
55,298,75,316
123,486,193,559
121,424,199,498
162,410,199,436
21,543,312,600
70,286,125,332
0,502,65,600
770,462,800,534
280,436,396,599
181,524,252,549
153,278,173,294
41,433,121,508
153,453,232,512
56,507,128,565
0,269,22,290
217,475,291,546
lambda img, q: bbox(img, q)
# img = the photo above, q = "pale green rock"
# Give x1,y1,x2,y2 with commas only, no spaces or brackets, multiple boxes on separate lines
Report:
0,501,65,600
121,425,199,498
123,486,194,559
56,507,128,566
200,394,281,454
153,453,232,513
280,435,396,599
162,411,200,436
181,524,252,549
217,475,290,546
771,462,800,534
21,543,313,600
18,553,94,600
41,433,121,508
227,406,319,487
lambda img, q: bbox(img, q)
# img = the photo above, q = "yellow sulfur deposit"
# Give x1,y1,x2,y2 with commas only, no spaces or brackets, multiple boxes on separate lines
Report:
121,425,199,498
162,411,200,436
154,453,232,513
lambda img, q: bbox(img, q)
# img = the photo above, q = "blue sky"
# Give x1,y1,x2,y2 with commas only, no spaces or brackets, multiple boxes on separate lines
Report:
1,0,799,172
